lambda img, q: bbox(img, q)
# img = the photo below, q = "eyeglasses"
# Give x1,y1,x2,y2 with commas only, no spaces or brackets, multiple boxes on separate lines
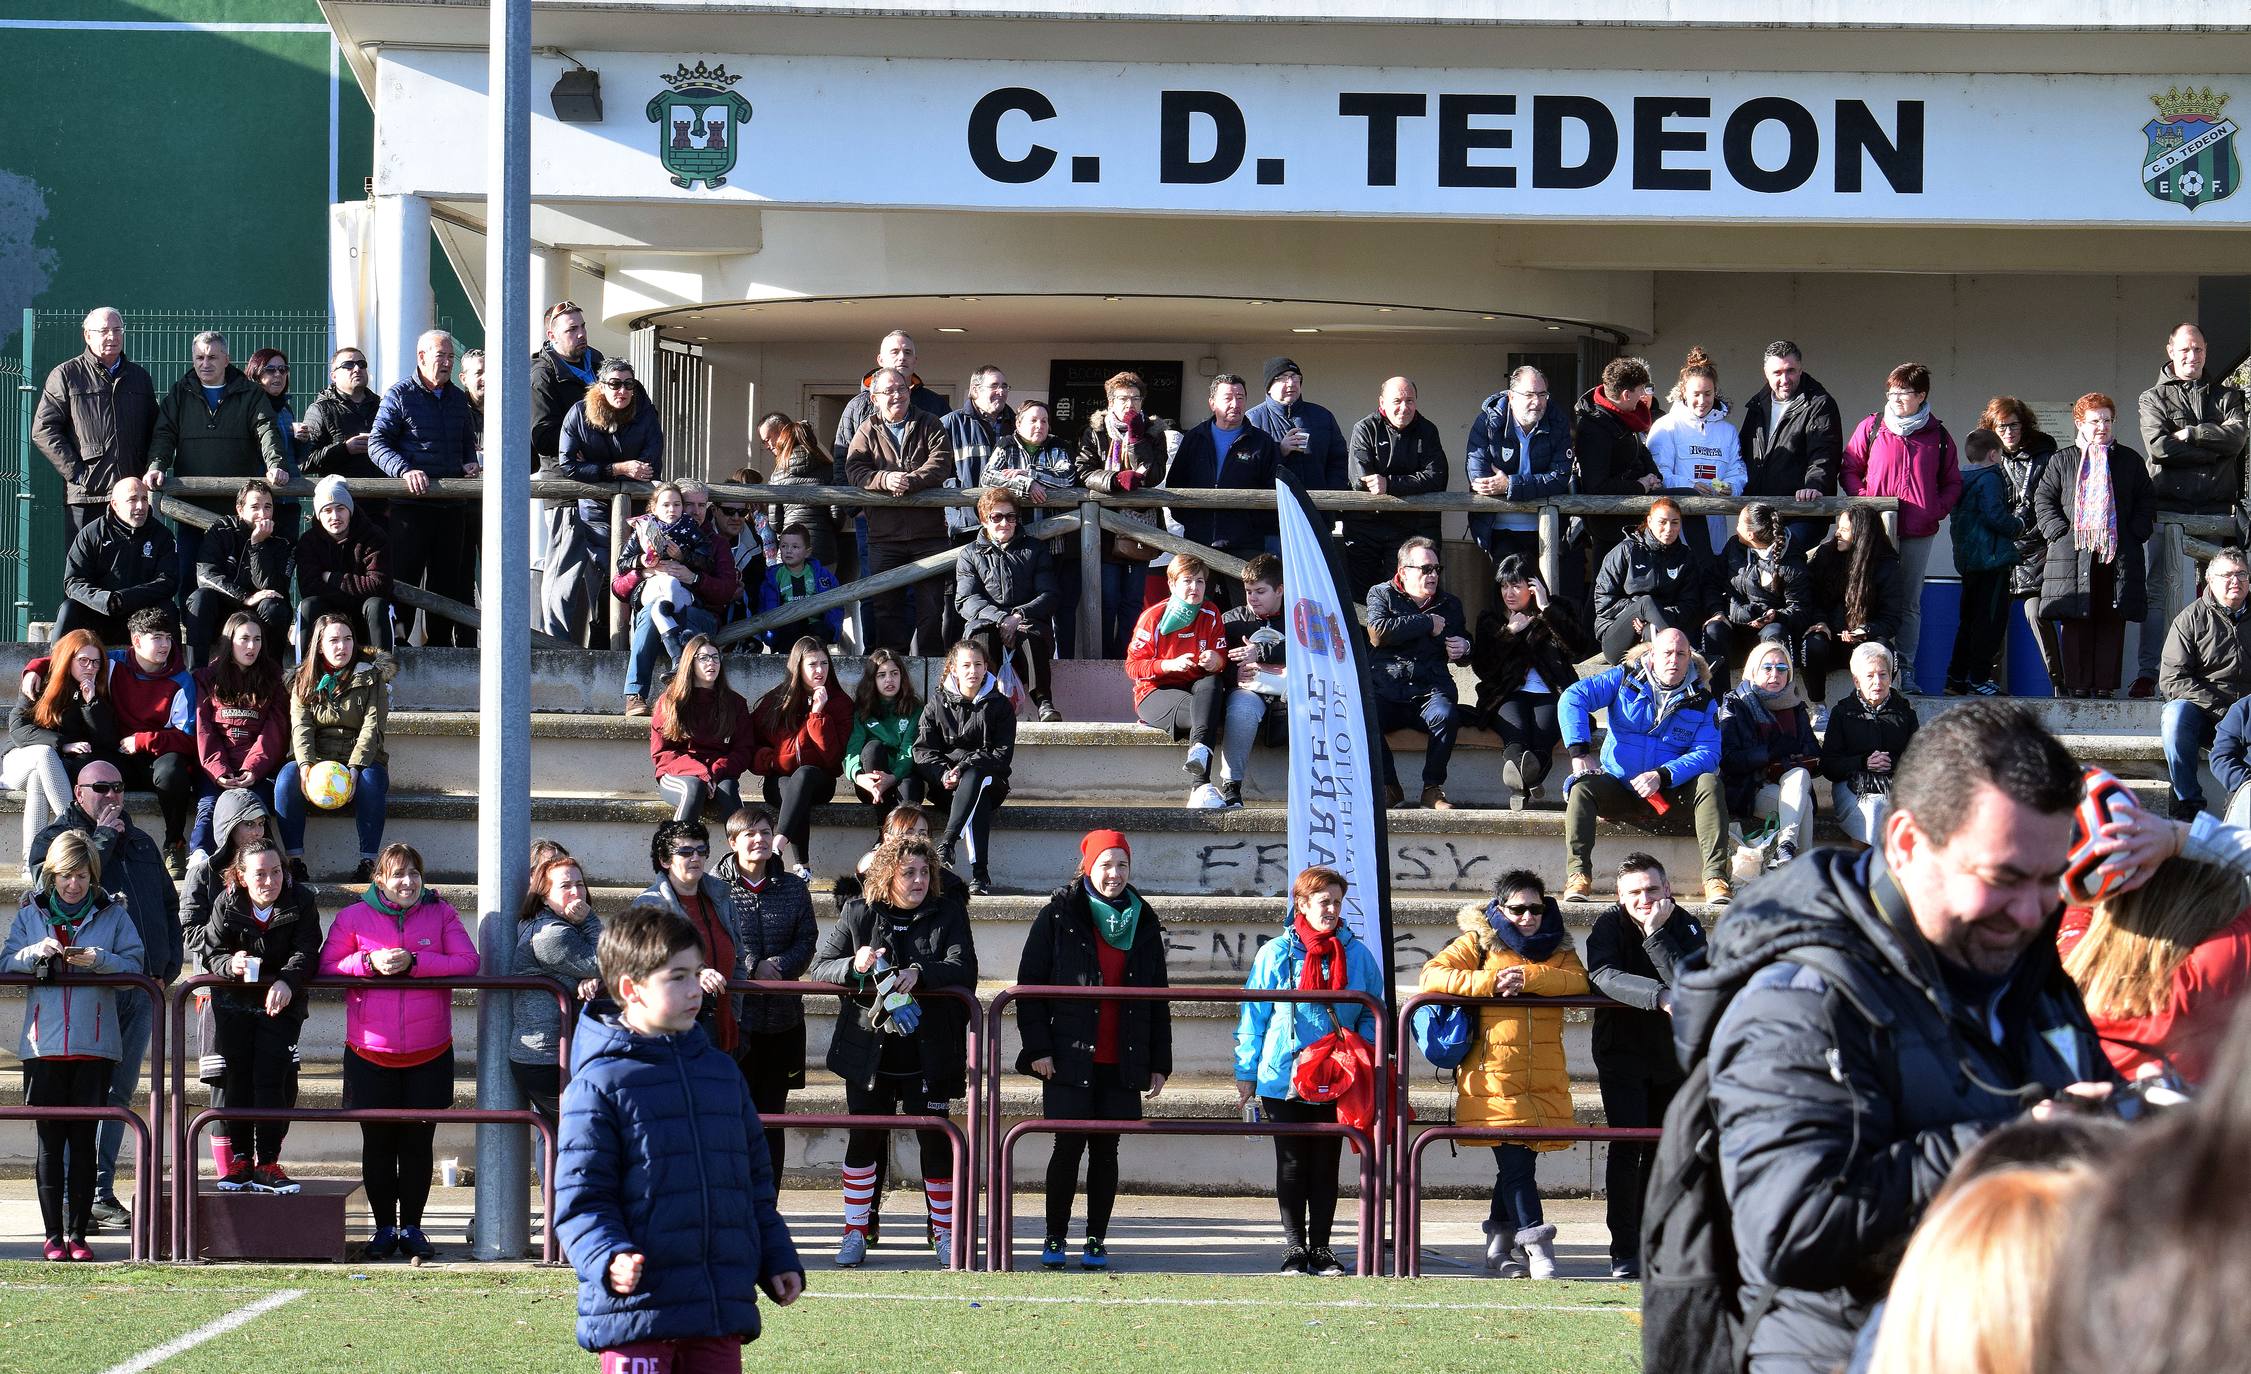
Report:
335,359,367,371
1502,901,1543,915
1886,390,1923,401
1510,390,1549,401
1404,562,1441,574
2216,570,2250,583
692,652,722,664
670,844,709,859
81,781,124,794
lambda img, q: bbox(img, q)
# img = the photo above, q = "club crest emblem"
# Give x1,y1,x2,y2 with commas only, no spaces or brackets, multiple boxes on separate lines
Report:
646,61,752,191
2142,85,2238,212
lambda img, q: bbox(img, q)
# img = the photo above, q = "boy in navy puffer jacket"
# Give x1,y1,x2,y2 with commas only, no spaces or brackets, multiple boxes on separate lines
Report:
559,905,803,1372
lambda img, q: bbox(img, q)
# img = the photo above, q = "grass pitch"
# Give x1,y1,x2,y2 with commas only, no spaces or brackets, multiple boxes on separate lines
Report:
0,1264,1642,1372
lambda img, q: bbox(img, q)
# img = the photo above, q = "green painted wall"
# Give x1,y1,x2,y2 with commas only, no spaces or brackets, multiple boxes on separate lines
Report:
1,0,478,623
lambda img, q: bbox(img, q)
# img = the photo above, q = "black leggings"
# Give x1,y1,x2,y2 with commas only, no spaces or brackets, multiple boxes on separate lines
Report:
509,1060,561,1140
736,1024,806,1172
1135,675,1227,746
215,1005,301,1163
343,1046,454,1230
851,740,926,809
26,1057,106,1241
914,762,1009,875
1043,1064,1141,1242
657,773,743,824
842,1074,952,1179
1263,1096,1342,1249
762,766,836,867
1488,694,1561,786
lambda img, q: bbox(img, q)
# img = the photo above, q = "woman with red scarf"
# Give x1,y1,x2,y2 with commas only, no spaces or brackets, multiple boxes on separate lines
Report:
1233,866,1386,1276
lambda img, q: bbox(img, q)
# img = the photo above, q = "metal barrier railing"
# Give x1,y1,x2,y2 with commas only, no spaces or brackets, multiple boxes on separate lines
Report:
167,971,574,1263
1390,990,1660,1278
0,969,169,1260
731,977,984,1271
985,984,1389,1275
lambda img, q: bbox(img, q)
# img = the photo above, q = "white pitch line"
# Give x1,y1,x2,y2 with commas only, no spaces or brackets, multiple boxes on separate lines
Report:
799,1290,1635,1313
98,1288,306,1374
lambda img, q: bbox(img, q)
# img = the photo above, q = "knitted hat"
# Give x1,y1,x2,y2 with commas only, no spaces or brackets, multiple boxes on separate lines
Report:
314,475,354,512
1078,829,1131,875
1262,357,1301,393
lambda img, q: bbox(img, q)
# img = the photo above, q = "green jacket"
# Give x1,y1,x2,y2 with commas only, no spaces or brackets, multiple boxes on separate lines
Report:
148,365,288,484
846,705,920,778
291,651,396,769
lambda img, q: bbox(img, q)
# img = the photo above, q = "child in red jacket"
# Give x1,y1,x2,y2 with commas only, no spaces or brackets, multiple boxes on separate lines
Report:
1126,555,1229,805
748,637,853,872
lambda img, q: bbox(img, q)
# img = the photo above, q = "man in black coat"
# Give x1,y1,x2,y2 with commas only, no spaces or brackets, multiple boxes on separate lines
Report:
58,477,177,644
30,759,182,1229
1738,340,1844,556
1366,537,1468,810
1344,376,1449,601
954,489,1060,721
1168,373,1281,596
1683,701,2117,1373
1584,852,1704,1280
33,307,158,541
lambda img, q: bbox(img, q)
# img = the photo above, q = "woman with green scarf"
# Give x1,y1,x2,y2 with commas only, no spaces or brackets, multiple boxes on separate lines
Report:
4,830,146,1259
275,612,395,883
1125,555,1231,804
1015,829,1173,1271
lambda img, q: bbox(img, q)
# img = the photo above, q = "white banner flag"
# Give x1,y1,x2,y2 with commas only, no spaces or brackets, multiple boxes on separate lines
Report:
1276,474,1392,978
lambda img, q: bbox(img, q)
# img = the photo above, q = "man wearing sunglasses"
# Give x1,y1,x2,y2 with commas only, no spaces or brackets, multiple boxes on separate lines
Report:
303,348,384,492
28,759,182,1235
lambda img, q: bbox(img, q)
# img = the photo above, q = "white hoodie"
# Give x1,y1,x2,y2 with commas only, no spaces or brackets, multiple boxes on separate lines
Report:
1648,399,1747,549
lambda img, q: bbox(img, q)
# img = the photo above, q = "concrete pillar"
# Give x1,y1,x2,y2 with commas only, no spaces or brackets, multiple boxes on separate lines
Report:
472,0,533,1263
372,193,432,390
529,247,573,350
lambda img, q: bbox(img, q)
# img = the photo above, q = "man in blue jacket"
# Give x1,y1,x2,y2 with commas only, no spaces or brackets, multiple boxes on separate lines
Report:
558,905,804,1367
1169,374,1280,600
1466,366,1575,572
1245,357,1348,495
369,328,482,647
1559,627,1732,904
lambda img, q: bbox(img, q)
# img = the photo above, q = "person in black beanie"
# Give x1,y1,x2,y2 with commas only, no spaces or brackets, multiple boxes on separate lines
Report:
1246,356,1348,494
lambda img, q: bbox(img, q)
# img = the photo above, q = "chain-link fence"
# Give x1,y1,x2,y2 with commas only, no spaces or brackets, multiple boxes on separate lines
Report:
1,339,30,638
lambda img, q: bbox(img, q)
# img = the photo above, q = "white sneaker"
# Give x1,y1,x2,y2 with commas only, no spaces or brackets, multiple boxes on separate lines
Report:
931,1226,954,1266
1187,782,1227,809
835,1229,868,1267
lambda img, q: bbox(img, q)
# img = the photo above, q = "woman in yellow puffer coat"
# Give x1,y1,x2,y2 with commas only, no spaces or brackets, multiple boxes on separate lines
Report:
1420,867,1589,1279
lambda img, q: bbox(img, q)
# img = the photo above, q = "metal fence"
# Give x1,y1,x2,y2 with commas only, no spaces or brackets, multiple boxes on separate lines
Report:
0,340,29,638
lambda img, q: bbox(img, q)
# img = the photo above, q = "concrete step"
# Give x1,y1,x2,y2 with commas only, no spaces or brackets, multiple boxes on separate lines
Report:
0,775,2173,893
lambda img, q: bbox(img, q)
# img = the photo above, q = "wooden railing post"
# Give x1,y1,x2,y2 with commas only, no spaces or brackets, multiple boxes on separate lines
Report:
607,491,630,652
1078,497,1103,658
1537,503,1563,595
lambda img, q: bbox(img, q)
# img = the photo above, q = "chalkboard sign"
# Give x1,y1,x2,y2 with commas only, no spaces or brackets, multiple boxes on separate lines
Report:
1046,360,1186,445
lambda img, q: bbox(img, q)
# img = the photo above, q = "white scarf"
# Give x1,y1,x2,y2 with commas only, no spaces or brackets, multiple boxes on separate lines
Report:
1883,404,1933,438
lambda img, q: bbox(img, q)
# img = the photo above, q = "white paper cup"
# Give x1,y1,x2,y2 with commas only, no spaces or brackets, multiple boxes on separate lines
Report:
440,1158,461,1188
241,955,262,983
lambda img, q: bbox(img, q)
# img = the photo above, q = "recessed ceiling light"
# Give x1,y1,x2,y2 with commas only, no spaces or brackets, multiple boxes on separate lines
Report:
1247,300,1266,306
1103,296,1121,302
962,297,980,302
1291,327,1320,334
1546,324,1562,331
1375,307,1394,314
937,326,966,333
695,335,710,341
687,313,703,320
1481,315,1497,321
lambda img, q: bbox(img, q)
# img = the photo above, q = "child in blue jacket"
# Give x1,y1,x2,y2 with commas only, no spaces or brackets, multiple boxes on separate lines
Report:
557,905,804,1371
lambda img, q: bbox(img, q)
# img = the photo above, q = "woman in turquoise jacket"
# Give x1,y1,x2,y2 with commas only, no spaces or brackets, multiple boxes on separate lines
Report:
1234,865,1386,1277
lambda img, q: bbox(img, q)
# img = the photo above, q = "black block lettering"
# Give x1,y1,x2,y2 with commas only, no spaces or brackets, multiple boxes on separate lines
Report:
1721,97,1818,193
1338,92,1426,187
1531,94,1618,189
1439,93,1516,188
1161,90,1247,184
1835,99,1925,193
1632,96,1710,191
967,86,1057,184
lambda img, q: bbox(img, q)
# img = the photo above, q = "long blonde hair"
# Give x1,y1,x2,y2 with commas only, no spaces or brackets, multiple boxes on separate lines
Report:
2064,858,2251,1021
1868,1166,2091,1374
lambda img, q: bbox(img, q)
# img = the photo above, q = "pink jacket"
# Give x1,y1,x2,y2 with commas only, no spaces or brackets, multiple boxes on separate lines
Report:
318,892,480,1058
1842,414,1962,539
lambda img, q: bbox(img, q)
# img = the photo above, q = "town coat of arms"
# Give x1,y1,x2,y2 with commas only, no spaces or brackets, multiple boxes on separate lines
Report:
2143,85,2239,211
647,61,752,190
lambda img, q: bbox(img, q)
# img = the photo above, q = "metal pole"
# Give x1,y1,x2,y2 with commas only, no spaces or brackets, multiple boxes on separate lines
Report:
15,309,34,640
1078,497,1103,657
473,0,534,1262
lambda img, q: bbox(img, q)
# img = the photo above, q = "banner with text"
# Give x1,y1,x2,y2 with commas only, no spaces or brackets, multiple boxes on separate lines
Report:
1277,474,1393,981
377,52,2243,224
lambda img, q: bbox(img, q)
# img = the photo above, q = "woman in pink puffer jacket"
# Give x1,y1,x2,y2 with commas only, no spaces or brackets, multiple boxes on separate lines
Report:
318,841,478,1261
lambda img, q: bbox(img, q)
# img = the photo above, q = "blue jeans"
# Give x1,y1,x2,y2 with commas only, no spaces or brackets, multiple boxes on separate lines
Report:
190,776,276,855
1486,1143,1544,1237
95,988,153,1198
626,604,716,699
274,760,391,859
2163,698,2217,808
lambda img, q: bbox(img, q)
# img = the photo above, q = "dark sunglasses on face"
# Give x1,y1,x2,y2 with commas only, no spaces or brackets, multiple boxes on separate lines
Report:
1502,901,1542,915
671,844,709,859
82,781,124,794
335,359,368,371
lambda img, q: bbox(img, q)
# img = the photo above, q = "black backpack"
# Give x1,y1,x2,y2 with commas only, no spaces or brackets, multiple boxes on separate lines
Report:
1640,940,1891,1374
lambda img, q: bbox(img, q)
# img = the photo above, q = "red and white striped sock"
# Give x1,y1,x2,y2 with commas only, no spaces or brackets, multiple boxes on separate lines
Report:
925,1178,955,1234
842,1163,879,1232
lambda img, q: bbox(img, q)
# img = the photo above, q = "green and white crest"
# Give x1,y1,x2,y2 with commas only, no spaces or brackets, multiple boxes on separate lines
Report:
2142,84,2239,212
646,61,753,191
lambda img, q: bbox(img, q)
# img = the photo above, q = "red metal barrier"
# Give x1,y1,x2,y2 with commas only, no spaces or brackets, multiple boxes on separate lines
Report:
1391,990,1661,1278
730,978,984,1271
0,971,168,1261
168,972,574,1263
985,984,1390,1275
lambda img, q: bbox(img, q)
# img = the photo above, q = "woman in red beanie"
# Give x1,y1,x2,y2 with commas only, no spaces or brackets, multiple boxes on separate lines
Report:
1013,829,1172,1270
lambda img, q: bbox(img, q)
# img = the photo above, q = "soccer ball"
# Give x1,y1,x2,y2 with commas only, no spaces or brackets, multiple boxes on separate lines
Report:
304,760,356,811
2180,169,2205,199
